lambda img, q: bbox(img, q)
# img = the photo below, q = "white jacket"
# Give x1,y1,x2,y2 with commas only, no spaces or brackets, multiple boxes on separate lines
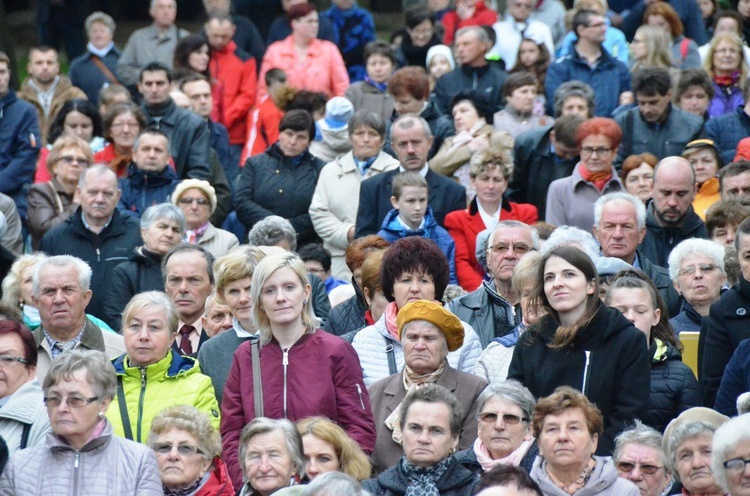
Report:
474,340,515,384
0,379,50,456
352,312,483,387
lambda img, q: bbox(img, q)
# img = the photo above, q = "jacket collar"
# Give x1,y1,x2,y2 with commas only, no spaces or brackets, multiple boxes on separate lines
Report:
111,348,197,379
48,420,113,454
338,151,398,175
32,317,107,351
0,380,44,422
571,163,621,190
468,196,512,215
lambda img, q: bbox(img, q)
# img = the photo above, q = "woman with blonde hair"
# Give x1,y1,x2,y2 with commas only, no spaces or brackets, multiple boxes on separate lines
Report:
630,25,674,73
703,32,749,118
296,416,372,481
220,251,376,489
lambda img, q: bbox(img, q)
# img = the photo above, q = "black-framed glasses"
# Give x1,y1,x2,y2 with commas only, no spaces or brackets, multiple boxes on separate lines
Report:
580,146,612,157
152,442,205,456
724,458,750,472
478,412,529,425
616,461,663,475
0,355,28,367
44,395,99,408
678,263,717,278
488,243,533,255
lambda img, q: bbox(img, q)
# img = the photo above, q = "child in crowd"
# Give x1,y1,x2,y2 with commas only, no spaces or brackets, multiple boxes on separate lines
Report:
376,172,458,284
309,96,354,162
298,243,349,294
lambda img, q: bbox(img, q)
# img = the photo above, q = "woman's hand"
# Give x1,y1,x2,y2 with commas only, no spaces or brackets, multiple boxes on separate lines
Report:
468,135,489,154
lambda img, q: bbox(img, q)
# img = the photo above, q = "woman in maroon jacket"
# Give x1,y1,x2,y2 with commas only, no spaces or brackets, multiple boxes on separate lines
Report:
220,251,376,488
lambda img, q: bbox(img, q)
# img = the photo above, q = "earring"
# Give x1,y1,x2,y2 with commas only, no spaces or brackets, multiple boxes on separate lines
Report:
303,298,308,304
98,411,105,418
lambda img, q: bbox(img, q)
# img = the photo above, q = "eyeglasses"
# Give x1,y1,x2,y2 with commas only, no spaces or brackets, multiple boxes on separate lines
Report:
111,121,140,130
0,355,28,367
724,458,750,473
616,462,663,475
715,48,741,55
59,156,90,166
488,243,533,255
478,412,529,425
44,395,100,408
678,263,717,277
178,197,210,206
152,442,205,456
580,146,612,157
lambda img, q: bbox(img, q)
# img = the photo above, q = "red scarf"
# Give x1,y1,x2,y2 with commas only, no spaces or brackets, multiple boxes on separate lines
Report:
579,163,612,191
364,310,375,326
714,71,740,88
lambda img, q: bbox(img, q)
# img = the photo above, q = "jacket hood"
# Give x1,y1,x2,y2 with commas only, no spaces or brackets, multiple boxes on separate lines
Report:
112,349,199,379
316,122,350,152
379,207,438,236
126,161,179,187
649,338,682,364
532,456,627,496
129,246,163,265
0,379,44,423
644,201,705,237
47,419,113,454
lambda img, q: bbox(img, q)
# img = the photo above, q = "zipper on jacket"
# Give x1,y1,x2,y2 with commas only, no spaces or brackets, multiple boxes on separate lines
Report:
356,384,365,410
96,248,100,262
137,367,147,442
581,350,591,395
282,347,290,419
73,450,81,495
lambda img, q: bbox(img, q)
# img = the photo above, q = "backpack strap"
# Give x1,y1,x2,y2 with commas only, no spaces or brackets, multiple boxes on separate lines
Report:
385,338,397,375
19,423,31,450
251,337,264,418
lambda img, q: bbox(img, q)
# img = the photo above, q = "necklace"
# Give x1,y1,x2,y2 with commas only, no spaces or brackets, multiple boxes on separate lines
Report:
549,458,596,495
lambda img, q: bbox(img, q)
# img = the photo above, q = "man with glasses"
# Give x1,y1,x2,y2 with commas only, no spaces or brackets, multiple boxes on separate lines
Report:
615,68,704,167
490,0,554,69
449,220,539,348
613,421,674,496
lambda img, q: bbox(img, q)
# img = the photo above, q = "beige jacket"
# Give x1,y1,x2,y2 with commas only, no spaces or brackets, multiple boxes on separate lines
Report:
18,74,86,145
197,222,240,258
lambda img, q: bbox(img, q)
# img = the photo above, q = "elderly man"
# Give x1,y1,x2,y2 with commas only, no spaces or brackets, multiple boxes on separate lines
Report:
593,192,681,317
449,221,538,348
719,161,750,199
69,12,121,104
355,114,466,237
201,293,233,338
613,421,673,496
490,0,554,68
639,157,708,268
40,165,141,321
431,26,508,114
163,244,215,356
117,0,189,87
30,255,126,379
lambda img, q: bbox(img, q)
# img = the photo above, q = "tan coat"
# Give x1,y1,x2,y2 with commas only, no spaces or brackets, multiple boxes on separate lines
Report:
18,74,86,145
429,124,513,177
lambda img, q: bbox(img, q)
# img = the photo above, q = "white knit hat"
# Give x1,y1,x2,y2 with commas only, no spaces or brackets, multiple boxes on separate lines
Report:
426,44,456,71
171,179,218,214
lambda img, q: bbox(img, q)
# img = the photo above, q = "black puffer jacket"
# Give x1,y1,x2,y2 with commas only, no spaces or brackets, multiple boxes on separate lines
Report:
639,202,708,268
235,143,325,245
323,292,367,337
642,339,703,433
431,63,508,115
362,457,477,496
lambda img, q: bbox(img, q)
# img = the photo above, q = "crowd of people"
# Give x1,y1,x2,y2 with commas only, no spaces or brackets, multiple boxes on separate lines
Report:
0,0,750,494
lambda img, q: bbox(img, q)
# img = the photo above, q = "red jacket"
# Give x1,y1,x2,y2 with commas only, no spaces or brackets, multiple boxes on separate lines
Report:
209,40,257,145
241,94,284,163
442,1,498,45
196,457,235,496
444,197,538,291
220,330,376,488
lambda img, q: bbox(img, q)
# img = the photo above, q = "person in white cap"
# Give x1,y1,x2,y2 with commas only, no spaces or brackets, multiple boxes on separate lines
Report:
309,96,354,162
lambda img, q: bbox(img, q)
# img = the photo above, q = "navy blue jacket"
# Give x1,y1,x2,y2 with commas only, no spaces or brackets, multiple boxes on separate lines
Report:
0,90,41,219
208,120,235,186
620,0,707,45
705,107,750,164
69,46,121,104
117,162,179,218
714,337,750,416
545,46,631,117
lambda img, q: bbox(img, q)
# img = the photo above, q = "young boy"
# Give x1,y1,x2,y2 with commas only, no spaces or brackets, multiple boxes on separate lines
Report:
298,243,349,293
377,172,458,284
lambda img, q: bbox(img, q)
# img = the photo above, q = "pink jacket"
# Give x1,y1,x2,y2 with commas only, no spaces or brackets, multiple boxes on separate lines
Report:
220,330,376,488
258,36,349,98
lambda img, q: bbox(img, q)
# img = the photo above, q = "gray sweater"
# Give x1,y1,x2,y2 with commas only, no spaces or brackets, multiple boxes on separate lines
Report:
198,326,254,405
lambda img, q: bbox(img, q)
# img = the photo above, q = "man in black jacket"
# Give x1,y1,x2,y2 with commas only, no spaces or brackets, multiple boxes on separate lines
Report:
355,114,466,238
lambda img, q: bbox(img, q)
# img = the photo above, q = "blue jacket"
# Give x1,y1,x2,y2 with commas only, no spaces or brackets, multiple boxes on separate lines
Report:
706,107,750,164
714,337,750,416
708,83,744,120
117,163,179,218
322,3,376,82
377,207,458,285
545,46,631,117
620,0,707,45
208,120,235,185
68,46,121,104
558,22,629,64
0,90,40,219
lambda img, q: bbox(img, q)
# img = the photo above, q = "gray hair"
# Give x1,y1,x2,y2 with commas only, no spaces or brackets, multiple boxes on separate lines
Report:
239,417,305,479
553,81,595,118
390,114,432,143
348,110,386,139
43,349,117,400
140,203,186,233
32,255,92,299
594,192,647,230
614,420,669,469
711,414,750,493
489,221,541,252
78,163,118,189
476,380,536,424
85,11,115,35
248,215,298,252
121,291,180,335
455,26,491,46
162,243,216,285
667,238,726,281
303,472,369,496
667,422,717,481
542,226,600,260
148,404,222,460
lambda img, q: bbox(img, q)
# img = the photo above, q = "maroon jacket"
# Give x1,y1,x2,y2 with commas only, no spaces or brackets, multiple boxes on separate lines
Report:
220,330,376,487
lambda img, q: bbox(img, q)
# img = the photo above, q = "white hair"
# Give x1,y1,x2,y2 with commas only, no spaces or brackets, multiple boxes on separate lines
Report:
667,238,726,281
594,192,647,230
542,226,600,261
32,255,93,298
711,414,750,493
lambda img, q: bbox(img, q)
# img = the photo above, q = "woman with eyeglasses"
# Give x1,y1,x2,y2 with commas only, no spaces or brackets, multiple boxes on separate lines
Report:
703,32,748,118
0,349,163,494
545,117,624,231
711,411,750,496
149,405,234,495
93,102,148,178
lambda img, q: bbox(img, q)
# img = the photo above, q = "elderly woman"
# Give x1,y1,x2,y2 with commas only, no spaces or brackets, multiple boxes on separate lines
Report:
296,416,372,481
613,421,673,496
1,254,47,328
430,91,511,196
664,407,729,496
107,292,220,443
172,179,239,259
220,251,376,488
27,135,92,250
674,68,714,119
456,381,538,476
368,300,487,474
310,110,399,279
351,236,483,386
703,32,748,118
259,4,349,98
69,11,119,104
236,418,306,496
620,153,657,204
344,42,396,122
493,73,553,141
103,203,186,330
509,246,650,455
644,2,701,69
683,139,723,219
363,384,477,496
148,405,234,495
444,148,538,291
530,387,640,496
0,321,51,456
0,349,162,494
711,409,750,496
546,117,623,231
236,110,326,246
668,239,726,335
93,102,147,178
